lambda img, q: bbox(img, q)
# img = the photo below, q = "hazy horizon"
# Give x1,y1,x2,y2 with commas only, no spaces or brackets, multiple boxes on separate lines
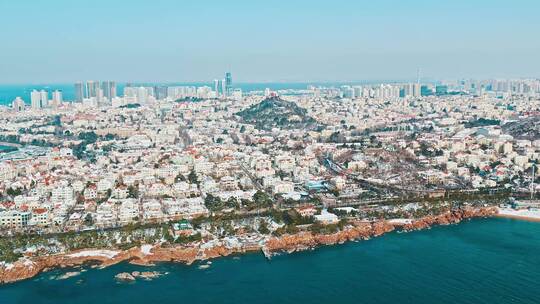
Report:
1,0,539,83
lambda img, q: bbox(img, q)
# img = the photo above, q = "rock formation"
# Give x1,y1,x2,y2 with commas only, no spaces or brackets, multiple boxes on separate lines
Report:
0,207,497,284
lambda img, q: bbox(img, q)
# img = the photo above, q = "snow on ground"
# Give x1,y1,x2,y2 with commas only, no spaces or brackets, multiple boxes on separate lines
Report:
388,218,413,225
141,244,153,255
68,250,119,259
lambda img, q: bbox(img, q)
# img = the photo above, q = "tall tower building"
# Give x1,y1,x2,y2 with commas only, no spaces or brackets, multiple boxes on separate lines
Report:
110,81,117,99
75,82,84,102
51,90,63,108
31,90,41,109
214,79,224,97
155,85,168,100
85,81,93,98
39,90,48,108
137,87,148,103
225,72,232,97
85,81,100,98
413,83,421,97
101,81,110,99
101,81,117,100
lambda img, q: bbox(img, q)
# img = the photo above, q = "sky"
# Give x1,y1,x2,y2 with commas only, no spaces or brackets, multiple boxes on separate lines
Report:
0,0,539,84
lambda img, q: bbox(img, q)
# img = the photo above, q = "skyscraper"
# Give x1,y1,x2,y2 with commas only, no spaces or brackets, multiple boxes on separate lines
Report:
214,79,224,97
85,81,93,98
137,87,148,103
75,82,84,102
154,85,168,100
101,81,117,100
39,90,48,107
52,90,62,108
225,72,232,97
110,81,117,99
30,89,48,109
85,81,100,98
30,90,41,109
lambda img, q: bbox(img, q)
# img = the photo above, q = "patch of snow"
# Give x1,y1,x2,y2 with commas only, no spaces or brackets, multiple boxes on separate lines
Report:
68,250,119,259
141,244,153,255
25,246,37,253
388,219,413,225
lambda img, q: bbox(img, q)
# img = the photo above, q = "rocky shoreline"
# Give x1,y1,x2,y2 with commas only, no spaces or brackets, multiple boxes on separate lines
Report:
0,207,497,285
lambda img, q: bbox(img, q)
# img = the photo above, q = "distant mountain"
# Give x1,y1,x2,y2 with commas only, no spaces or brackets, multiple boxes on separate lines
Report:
236,97,320,131
502,116,540,140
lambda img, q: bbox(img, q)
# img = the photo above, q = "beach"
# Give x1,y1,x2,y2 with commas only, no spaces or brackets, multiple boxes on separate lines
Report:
496,207,540,222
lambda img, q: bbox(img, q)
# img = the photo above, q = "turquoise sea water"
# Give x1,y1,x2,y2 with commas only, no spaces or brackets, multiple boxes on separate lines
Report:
1,218,539,304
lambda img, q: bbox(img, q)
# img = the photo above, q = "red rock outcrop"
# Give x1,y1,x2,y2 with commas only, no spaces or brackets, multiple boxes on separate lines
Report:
263,207,496,255
400,207,497,231
264,221,395,254
0,207,497,284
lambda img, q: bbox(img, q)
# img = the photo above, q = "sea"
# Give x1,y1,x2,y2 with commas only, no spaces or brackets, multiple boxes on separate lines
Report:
1,217,539,304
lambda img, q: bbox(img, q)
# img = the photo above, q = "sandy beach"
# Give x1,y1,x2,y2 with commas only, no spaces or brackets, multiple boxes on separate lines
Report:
496,208,540,222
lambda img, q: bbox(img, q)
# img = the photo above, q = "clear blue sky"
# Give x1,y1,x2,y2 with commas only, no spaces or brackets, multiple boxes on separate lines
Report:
0,0,538,84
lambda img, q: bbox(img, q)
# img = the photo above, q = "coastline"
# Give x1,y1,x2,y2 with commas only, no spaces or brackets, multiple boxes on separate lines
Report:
0,207,497,285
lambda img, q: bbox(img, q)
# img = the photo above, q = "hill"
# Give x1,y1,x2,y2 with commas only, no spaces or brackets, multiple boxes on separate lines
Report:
502,116,540,140
236,97,319,131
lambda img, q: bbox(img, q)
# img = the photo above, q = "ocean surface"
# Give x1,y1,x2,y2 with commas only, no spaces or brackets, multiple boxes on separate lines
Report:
1,218,539,304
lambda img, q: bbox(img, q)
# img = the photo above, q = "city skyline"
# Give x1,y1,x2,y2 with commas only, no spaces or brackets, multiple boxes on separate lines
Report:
1,0,539,84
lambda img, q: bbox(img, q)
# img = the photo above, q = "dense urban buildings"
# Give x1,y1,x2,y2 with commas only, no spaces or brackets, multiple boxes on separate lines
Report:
1,74,539,286
1,76,539,232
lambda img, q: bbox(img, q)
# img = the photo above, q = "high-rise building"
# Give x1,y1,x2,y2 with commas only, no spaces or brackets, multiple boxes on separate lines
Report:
84,81,100,98
214,79,224,97
30,89,48,109
110,81,117,99
52,90,63,108
39,90,48,107
101,81,117,100
84,81,93,98
413,83,421,97
75,82,84,102
30,90,41,109
154,85,168,100
225,72,232,97
137,87,148,103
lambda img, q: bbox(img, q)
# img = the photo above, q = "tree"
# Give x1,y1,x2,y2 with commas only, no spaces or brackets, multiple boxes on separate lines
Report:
127,185,139,198
78,131,98,143
258,220,270,234
84,213,94,226
6,187,22,197
188,170,199,185
253,190,272,208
